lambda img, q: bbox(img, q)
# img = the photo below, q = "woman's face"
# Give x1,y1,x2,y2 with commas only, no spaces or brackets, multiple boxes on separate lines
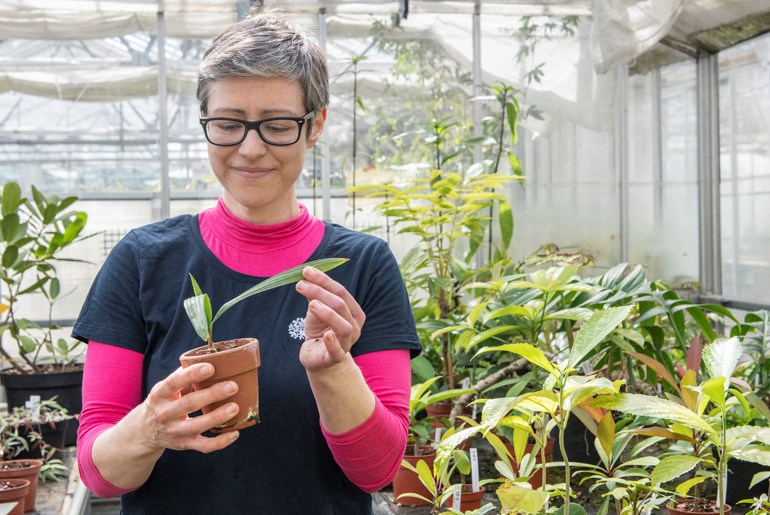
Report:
205,76,325,224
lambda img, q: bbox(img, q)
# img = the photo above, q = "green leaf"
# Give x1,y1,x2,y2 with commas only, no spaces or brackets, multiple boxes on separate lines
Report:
496,480,549,514
676,476,708,498
183,293,212,343
591,393,717,437
703,337,742,382
478,343,556,375
750,471,770,488
212,257,348,323
553,504,588,515
700,376,726,407
568,306,632,368
651,455,703,486
1,182,22,216
498,199,513,251
597,412,615,459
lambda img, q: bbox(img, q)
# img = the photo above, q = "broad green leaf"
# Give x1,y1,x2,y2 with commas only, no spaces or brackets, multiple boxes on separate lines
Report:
627,351,681,395
415,459,436,496
700,376,726,407
675,475,707,497
496,480,549,514
703,337,742,382
730,446,770,466
597,412,615,459
750,471,770,488
183,294,212,343
212,258,348,323
553,504,588,515
591,394,717,437
478,343,556,375
651,455,702,485
568,306,632,368
1,182,22,215
498,199,513,251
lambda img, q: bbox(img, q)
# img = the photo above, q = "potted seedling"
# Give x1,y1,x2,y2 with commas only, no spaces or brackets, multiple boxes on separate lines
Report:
180,257,348,433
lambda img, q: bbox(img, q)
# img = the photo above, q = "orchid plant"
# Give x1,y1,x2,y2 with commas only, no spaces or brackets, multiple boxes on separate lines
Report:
184,258,348,351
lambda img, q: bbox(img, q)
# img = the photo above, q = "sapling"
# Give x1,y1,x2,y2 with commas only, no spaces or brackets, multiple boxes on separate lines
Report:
184,257,348,352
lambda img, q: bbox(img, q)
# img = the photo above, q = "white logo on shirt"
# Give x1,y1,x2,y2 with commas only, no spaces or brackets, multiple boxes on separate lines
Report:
288,317,306,340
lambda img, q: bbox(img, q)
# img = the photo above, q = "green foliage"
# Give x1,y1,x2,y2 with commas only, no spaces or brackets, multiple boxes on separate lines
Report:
184,258,349,349
592,337,770,515
0,396,72,481
0,182,89,373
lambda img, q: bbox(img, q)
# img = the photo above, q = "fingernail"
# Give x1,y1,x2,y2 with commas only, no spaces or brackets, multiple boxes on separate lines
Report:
296,280,307,291
227,403,239,415
229,431,239,440
224,381,237,394
199,364,214,376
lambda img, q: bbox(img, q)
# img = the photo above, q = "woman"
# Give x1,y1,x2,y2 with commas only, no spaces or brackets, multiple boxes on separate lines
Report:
73,11,421,514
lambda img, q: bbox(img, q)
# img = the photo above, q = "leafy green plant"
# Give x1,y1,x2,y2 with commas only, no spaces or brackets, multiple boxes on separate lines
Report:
0,182,89,373
399,420,498,514
407,376,476,455
575,412,669,515
474,305,632,515
0,396,72,481
183,258,349,351
592,337,770,515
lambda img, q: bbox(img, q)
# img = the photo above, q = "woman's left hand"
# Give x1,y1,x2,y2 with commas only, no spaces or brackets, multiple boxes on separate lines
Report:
295,266,365,371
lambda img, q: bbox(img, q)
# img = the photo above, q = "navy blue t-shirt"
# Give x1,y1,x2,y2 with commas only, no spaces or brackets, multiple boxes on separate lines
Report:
73,215,421,515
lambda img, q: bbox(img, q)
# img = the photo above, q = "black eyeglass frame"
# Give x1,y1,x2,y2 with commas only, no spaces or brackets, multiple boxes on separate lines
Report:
199,111,316,147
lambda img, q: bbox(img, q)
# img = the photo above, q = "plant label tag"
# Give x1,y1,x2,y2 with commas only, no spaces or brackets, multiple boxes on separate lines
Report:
435,427,442,443
452,490,461,507
461,377,470,389
470,447,479,492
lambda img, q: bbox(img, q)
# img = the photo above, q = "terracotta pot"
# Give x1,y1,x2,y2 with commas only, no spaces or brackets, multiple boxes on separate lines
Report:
445,484,484,511
503,437,555,489
0,459,42,513
179,338,260,433
667,499,731,514
392,445,436,507
425,401,453,429
0,479,30,515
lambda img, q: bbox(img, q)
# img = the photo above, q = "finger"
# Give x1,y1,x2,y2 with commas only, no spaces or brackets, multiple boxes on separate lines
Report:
299,267,366,327
321,330,347,363
308,300,356,351
152,363,214,400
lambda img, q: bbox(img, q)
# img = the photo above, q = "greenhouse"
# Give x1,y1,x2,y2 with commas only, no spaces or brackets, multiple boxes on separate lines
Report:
0,1,768,514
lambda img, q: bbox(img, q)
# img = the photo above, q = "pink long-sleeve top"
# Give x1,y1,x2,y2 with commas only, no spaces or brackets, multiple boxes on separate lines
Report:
77,199,412,497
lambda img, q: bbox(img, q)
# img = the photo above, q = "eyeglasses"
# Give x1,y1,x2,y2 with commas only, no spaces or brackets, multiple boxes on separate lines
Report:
199,112,315,147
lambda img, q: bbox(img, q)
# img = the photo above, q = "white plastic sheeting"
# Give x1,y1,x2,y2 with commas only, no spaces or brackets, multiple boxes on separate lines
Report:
0,0,695,104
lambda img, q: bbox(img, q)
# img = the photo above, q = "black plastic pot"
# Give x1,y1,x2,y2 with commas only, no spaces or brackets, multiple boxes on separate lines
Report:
725,457,769,505
552,415,601,466
1,368,83,447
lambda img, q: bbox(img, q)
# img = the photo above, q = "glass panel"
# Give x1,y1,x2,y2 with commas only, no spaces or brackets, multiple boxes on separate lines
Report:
719,33,770,305
628,60,699,285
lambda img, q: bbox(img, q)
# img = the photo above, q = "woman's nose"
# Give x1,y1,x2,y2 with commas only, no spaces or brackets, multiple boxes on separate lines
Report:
238,128,268,157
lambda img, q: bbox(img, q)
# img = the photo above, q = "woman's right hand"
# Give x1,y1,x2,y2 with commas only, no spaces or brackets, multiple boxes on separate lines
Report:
137,362,241,454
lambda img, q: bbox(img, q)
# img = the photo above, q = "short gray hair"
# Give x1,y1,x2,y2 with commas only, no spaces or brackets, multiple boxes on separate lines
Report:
197,12,329,130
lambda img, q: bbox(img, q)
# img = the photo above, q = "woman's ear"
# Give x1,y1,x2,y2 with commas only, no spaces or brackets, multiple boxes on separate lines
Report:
307,107,327,148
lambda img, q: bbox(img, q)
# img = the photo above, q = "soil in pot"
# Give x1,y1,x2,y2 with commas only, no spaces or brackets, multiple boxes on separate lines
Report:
668,499,731,515
392,445,436,507
0,479,30,515
0,459,42,513
444,484,484,511
179,338,260,433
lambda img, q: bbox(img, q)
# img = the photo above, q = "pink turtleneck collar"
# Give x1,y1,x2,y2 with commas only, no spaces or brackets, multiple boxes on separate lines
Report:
198,198,326,276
